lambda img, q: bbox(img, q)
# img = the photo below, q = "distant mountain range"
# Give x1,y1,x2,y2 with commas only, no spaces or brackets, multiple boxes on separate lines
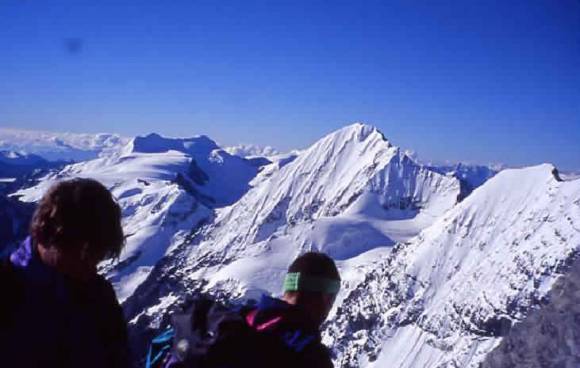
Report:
0,127,128,162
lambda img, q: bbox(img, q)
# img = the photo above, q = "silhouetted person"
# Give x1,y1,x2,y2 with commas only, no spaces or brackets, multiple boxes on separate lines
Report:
243,252,341,368
0,178,130,368
149,252,341,368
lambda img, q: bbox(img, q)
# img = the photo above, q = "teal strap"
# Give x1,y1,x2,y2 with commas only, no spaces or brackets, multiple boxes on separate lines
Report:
283,272,340,294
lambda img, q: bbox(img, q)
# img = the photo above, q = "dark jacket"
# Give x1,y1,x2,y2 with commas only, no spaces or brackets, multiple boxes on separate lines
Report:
0,238,130,368
245,295,334,368
151,295,334,368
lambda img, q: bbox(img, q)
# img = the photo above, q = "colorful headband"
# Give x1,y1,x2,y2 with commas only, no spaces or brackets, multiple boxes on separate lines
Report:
283,272,341,294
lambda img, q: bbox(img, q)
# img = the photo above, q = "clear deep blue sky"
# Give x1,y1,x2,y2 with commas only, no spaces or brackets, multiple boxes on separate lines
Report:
1,0,579,169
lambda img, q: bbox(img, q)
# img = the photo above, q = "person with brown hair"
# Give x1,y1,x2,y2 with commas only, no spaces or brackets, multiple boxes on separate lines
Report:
0,178,130,368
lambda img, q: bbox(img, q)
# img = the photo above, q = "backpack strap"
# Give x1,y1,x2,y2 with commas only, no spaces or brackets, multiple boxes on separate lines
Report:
146,329,175,368
245,310,283,332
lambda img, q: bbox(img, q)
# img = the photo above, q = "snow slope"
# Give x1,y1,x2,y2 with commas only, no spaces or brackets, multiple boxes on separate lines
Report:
14,133,261,301
0,127,128,162
123,124,462,340
325,164,580,368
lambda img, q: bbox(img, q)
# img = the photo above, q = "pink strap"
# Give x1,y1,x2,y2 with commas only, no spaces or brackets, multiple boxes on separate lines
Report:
245,310,258,326
246,310,282,331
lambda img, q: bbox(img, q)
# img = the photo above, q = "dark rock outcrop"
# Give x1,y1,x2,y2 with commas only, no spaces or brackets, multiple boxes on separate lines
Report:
482,255,580,368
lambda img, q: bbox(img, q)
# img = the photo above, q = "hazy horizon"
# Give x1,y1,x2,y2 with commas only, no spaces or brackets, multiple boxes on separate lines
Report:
1,124,578,172
1,0,579,169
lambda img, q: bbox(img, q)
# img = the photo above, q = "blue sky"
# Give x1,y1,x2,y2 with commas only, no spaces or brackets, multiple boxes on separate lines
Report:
1,0,579,169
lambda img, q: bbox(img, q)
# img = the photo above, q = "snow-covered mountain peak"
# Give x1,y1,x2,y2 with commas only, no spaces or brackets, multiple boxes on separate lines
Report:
314,123,388,153
13,132,264,301
201,124,423,249
271,124,399,215
120,125,462,330
125,133,220,156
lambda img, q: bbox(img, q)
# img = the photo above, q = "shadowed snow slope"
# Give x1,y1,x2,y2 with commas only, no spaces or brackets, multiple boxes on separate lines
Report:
325,164,580,368
122,123,462,341
14,133,260,302
0,151,57,178
0,151,47,166
427,163,499,198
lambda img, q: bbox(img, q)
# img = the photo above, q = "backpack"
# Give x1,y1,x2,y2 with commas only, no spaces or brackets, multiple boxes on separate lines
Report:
145,296,302,368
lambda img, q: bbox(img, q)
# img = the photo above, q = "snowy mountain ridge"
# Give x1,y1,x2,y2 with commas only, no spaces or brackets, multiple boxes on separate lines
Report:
185,123,460,262
324,164,580,367
14,133,261,301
